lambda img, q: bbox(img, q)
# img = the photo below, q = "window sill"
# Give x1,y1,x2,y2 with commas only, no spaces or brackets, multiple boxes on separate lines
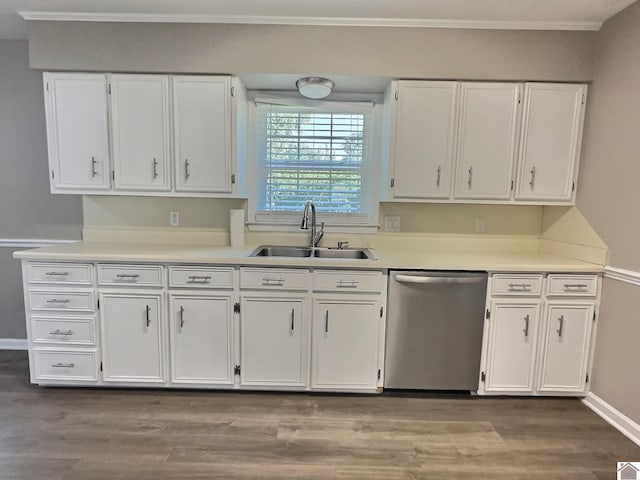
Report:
246,222,379,234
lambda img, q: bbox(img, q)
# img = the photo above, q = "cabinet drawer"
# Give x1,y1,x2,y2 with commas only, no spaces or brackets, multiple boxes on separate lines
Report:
32,316,95,345
169,266,235,289
29,290,95,312
547,274,598,297
27,262,93,285
34,349,97,381
492,274,543,296
313,270,384,293
98,264,164,287
240,268,309,291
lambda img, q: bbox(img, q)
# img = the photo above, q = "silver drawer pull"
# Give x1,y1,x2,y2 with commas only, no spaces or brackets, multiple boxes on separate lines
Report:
116,273,140,279
262,277,285,286
46,299,71,304
523,314,530,337
563,284,588,290
556,315,564,337
50,329,73,336
187,275,212,283
51,363,75,368
45,272,69,276
337,280,359,288
508,283,532,290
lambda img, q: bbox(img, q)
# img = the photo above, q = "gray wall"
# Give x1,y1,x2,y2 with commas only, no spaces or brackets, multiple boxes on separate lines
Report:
577,1,640,424
0,40,83,340
27,21,595,81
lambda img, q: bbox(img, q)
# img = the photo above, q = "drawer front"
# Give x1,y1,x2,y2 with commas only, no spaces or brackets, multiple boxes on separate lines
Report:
32,316,95,345
27,262,93,286
313,270,384,293
34,349,98,381
169,266,235,289
240,268,309,291
29,290,95,312
547,274,598,297
98,264,164,287
492,274,543,296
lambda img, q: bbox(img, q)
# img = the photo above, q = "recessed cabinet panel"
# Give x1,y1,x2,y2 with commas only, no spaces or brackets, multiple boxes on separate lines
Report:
454,83,521,200
110,75,171,191
44,73,110,191
392,81,457,199
173,76,232,193
516,84,586,202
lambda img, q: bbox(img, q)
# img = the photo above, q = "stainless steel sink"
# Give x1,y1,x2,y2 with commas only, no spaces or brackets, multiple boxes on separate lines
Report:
248,245,375,260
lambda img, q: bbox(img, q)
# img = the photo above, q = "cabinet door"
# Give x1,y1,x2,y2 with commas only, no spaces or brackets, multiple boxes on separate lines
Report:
484,301,540,393
110,75,171,191
169,294,233,385
516,83,587,202
392,81,457,199
43,73,110,191
100,292,165,383
537,303,594,393
454,83,521,200
173,76,232,193
240,296,308,387
311,298,380,390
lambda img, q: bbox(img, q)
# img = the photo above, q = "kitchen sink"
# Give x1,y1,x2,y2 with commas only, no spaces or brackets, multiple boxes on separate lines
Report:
248,245,376,260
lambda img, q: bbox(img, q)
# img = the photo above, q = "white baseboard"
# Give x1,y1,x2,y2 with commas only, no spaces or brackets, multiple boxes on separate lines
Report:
583,392,640,447
0,338,28,350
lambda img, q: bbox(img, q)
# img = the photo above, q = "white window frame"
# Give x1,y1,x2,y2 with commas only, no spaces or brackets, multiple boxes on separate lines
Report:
247,91,382,233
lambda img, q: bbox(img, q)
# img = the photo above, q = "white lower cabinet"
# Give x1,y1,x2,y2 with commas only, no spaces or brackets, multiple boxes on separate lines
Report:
100,292,165,383
311,297,381,391
169,294,234,385
239,294,308,388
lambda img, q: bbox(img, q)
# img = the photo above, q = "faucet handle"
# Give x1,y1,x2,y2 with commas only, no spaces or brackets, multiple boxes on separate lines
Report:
337,241,349,250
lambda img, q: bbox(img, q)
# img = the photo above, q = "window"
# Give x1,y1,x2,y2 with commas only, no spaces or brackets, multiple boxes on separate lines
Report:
249,97,378,230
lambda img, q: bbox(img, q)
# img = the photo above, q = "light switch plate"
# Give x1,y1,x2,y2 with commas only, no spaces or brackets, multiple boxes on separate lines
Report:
384,216,401,232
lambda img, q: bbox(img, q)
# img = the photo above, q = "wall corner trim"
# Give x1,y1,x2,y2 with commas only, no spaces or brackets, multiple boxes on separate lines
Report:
0,238,78,248
0,339,28,350
604,266,640,287
582,392,640,447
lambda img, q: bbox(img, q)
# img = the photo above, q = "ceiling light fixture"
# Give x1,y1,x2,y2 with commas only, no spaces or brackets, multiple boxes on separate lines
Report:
296,77,335,99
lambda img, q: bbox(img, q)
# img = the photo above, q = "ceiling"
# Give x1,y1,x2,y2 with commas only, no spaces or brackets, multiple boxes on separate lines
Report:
1,0,637,39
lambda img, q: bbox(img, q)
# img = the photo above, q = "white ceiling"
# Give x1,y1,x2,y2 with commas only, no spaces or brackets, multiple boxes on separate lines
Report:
1,0,637,39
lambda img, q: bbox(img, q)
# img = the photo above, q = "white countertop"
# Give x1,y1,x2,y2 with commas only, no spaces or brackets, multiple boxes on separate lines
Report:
13,241,604,273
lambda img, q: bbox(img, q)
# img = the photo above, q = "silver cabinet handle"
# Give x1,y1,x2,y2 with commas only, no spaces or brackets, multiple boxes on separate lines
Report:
145,305,151,328
52,363,75,368
467,166,473,189
49,329,73,336
262,277,285,286
45,271,69,276
436,165,442,188
152,158,159,179
290,308,295,332
91,156,98,178
187,275,211,284
325,310,329,334
179,305,185,328
116,274,140,280
563,283,588,290
557,315,564,337
46,298,71,304
508,283,532,291
337,280,359,288
529,166,536,190
523,314,530,337
184,159,190,182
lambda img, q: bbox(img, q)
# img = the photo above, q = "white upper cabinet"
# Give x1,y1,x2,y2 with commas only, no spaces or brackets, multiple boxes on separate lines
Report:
391,81,458,199
110,74,171,191
43,73,111,192
173,76,233,193
515,83,587,202
454,83,521,200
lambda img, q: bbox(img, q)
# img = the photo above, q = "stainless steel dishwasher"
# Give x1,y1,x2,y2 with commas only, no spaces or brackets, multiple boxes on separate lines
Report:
384,270,488,391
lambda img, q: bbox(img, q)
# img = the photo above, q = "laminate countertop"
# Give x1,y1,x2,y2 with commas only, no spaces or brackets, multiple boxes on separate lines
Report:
13,241,604,273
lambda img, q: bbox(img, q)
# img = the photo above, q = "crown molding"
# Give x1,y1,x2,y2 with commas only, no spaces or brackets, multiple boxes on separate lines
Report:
18,11,602,31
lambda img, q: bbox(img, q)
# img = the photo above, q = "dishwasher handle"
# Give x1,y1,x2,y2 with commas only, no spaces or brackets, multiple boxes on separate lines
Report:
394,274,485,285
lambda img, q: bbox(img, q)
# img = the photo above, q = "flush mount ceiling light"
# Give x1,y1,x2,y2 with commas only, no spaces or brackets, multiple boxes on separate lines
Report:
296,77,335,99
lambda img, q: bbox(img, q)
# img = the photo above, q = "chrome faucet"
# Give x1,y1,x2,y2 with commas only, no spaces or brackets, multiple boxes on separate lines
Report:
300,201,324,248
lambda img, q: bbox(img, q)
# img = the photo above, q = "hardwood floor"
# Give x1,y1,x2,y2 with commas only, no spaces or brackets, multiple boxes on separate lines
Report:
0,350,638,479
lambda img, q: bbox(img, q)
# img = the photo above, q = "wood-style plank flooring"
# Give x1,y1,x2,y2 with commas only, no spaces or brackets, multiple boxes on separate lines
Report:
1,350,638,479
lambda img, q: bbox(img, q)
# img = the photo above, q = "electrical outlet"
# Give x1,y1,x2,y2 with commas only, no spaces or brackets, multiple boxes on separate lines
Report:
475,217,485,233
170,211,180,226
384,216,401,232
